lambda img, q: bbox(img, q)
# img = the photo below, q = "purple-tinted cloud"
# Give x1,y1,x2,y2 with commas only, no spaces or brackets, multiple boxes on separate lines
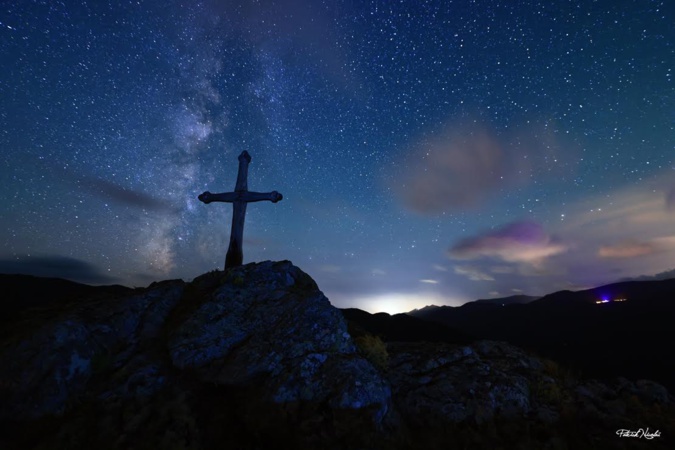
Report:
448,221,567,265
598,241,655,259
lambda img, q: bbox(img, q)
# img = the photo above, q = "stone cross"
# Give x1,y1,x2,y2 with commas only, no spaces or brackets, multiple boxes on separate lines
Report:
198,151,283,270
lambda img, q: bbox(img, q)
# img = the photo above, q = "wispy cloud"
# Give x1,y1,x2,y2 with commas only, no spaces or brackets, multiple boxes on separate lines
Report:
598,240,655,259
396,125,508,213
453,265,495,281
46,165,179,213
449,221,567,266
620,268,675,282
666,183,675,212
491,265,515,274
392,120,576,214
552,174,675,282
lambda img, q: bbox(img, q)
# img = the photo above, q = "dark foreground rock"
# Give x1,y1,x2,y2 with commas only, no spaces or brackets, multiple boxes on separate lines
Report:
1,261,673,449
386,341,674,449
0,261,391,449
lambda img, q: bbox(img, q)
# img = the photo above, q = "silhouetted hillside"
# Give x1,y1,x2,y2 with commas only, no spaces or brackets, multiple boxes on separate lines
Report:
341,308,472,344
472,294,539,306
0,274,134,329
408,278,675,391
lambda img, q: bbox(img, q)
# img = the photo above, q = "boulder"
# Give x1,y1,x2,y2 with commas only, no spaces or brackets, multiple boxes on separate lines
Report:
0,280,184,419
167,261,391,425
0,261,393,449
387,341,532,426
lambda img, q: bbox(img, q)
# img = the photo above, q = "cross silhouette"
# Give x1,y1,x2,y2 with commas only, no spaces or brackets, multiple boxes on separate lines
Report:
198,151,283,269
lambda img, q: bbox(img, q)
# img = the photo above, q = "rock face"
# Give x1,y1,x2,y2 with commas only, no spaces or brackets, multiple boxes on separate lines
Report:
388,341,536,427
387,341,675,435
0,279,184,420
0,261,392,449
166,261,390,418
1,261,674,450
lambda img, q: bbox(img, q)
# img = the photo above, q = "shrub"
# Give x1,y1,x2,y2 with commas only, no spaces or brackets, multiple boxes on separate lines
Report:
354,334,388,372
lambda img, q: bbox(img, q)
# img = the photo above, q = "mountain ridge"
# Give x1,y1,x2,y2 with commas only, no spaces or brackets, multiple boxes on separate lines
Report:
408,277,675,392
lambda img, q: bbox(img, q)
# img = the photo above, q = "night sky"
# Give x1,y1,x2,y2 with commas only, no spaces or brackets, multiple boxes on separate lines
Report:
1,0,673,313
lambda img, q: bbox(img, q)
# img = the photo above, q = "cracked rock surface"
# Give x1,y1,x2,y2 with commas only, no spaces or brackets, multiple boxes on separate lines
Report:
0,261,392,449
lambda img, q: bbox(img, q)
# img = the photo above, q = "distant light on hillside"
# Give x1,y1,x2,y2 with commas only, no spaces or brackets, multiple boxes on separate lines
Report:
595,298,627,304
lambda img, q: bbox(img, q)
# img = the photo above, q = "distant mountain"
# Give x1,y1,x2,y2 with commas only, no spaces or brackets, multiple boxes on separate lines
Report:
619,268,675,282
0,274,134,329
408,294,538,313
408,277,675,391
472,294,539,306
340,308,472,344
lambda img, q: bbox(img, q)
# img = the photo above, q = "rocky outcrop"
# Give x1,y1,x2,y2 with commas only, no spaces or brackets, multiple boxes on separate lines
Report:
386,340,674,449
166,261,390,421
0,261,392,449
0,279,184,420
387,341,536,426
0,261,673,450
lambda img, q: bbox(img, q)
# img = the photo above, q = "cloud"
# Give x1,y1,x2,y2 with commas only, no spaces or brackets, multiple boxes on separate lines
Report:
46,164,179,213
392,120,576,215
78,175,179,213
453,265,495,281
666,183,675,211
419,279,439,284
449,221,567,265
394,125,509,213
0,255,118,285
536,172,675,288
598,241,655,259
491,265,515,274
620,268,675,282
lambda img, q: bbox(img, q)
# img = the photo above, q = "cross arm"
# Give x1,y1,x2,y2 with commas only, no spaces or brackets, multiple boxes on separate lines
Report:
198,190,283,204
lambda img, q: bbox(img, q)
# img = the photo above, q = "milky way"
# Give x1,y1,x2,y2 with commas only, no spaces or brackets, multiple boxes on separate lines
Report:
1,0,673,313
